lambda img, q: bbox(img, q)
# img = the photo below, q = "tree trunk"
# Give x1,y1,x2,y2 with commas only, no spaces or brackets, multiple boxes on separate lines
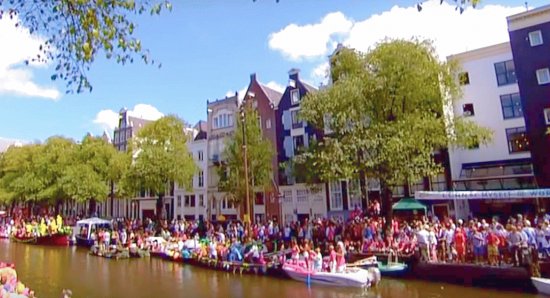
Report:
88,199,97,217
55,200,62,215
380,181,393,234
359,169,368,212
156,193,164,220
110,180,115,218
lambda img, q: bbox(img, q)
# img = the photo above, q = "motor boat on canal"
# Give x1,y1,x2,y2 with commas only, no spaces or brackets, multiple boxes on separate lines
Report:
282,262,377,288
531,277,550,296
74,217,112,247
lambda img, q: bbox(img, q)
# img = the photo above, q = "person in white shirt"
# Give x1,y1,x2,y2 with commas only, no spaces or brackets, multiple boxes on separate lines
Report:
416,225,430,262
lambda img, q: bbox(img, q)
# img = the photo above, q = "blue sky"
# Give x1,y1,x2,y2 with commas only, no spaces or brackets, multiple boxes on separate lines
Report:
0,0,546,143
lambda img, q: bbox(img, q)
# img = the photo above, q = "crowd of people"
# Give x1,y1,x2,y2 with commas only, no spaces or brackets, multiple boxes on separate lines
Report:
1,208,548,271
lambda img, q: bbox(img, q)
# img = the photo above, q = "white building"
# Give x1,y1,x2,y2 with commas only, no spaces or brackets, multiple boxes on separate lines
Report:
447,42,536,219
173,121,208,220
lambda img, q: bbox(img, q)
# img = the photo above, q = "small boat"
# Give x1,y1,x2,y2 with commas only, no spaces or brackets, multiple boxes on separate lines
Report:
89,245,130,260
10,233,69,246
282,262,371,288
74,217,112,247
532,277,550,296
378,261,408,277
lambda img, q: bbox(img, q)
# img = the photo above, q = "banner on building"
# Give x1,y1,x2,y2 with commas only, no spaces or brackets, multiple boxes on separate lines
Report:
415,189,550,201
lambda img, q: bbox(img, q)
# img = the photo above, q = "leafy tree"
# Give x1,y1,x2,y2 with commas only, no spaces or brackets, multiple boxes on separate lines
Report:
0,0,172,93
218,104,274,222
61,135,119,215
34,136,77,203
0,144,44,205
417,0,482,13
126,115,196,219
299,39,492,229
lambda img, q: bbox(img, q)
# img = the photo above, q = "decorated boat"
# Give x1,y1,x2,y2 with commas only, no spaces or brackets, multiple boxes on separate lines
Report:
282,262,373,288
10,233,69,246
74,217,112,247
89,245,130,260
531,277,550,296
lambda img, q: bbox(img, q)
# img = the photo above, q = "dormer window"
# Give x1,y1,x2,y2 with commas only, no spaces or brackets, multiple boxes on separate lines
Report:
291,89,300,104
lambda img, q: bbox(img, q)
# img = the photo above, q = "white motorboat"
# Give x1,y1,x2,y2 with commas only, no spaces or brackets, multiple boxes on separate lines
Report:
532,277,550,296
282,262,371,288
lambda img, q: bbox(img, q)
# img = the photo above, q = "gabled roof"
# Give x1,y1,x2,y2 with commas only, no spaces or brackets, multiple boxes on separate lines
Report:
195,120,207,132
302,82,318,93
128,116,152,130
258,83,283,108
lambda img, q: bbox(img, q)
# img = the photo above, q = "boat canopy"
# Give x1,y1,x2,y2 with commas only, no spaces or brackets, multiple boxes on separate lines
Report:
76,217,112,239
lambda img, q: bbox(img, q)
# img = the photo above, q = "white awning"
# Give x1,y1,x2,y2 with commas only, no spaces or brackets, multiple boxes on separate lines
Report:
415,189,550,201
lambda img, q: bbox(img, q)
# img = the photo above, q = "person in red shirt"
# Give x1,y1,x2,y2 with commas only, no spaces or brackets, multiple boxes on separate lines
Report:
454,228,466,263
486,230,500,266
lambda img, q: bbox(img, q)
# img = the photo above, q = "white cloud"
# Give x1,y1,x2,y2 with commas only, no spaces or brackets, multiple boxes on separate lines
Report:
0,15,60,100
93,104,164,132
265,81,285,93
268,1,526,61
311,62,330,85
0,137,26,152
268,12,353,61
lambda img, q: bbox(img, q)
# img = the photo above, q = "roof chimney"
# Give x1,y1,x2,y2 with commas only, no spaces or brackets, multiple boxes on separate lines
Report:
288,68,300,81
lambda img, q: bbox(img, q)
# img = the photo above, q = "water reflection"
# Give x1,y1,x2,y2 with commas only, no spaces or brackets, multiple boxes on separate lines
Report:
0,240,541,298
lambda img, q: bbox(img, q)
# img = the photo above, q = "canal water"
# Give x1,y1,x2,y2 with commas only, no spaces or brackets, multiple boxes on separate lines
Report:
0,240,541,298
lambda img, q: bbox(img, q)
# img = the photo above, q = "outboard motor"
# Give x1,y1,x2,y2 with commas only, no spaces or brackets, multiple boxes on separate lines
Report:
367,267,381,287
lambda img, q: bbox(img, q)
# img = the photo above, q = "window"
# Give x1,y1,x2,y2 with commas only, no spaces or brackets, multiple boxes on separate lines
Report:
330,181,343,210
184,195,191,207
199,194,204,207
409,179,425,195
190,195,196,207
291,110,302,129
266,119,271,129
348,179,362,210
544,108,550,125
494,60,517,86
296,189,308,203
529,30,543,47
500,93,523,119
177,195,182,207
198,150,203,161
198,171,204,187
506,127,530,153
255,192,265,205
283,190,293,204
430,173,447,191
214,117,219,129
291,89,300,104
462,103,475,116
459,72,470,85
293,135,304,155
536,68,550,85
213,113,234,129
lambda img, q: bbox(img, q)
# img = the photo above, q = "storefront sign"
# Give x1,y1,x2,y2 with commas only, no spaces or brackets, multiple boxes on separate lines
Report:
415,189,550,200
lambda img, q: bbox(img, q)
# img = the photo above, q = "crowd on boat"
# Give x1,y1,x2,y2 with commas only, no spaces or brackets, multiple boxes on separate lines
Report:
0,262,35,298
0,215,71,239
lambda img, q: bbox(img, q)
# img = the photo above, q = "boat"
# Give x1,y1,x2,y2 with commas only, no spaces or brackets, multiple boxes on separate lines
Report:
378,261,408,277
89,245,130,260
532,277,550,296
10,233,69,246
282,262,371,288
74,217,112,247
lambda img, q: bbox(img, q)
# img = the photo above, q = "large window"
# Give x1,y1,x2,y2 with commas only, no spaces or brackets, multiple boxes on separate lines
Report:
529,30,544,47
536,68,550,85
198,150,203,161
293,135,304,155
500,93,523,119
348,179,362,209
330,181,343,210
199,194,205,207
283,190,293,204
296,189,308,203
213,113,234,129
198,171,204,187
291,109,302,129
177,195,182,207
494,60,517,86
430,173,447,191
255,192,265,205
506,127,530,153
291,89,300,104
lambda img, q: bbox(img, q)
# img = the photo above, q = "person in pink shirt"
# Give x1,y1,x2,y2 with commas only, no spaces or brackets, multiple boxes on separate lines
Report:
336,241,347,273
328,244,337,273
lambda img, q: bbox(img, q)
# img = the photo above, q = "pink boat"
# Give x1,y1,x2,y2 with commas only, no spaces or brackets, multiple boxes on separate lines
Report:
282,262,371,288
